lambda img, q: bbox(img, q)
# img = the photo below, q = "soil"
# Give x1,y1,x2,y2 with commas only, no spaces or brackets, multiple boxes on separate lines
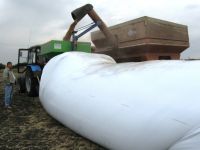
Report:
0,69,106,150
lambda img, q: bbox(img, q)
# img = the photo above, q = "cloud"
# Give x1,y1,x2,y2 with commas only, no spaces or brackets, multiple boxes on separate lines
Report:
0,0,200,64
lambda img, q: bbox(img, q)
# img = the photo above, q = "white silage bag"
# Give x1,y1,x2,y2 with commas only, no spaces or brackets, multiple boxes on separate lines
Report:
40,52,200,150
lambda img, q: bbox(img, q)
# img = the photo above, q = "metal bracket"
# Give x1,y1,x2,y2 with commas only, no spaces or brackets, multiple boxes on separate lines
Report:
72,21,101,51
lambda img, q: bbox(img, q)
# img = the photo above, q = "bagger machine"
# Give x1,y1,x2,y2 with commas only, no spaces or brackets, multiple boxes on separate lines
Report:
17,4,189,97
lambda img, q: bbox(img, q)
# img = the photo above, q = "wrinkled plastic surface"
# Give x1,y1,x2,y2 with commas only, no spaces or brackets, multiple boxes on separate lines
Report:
39,52,200,150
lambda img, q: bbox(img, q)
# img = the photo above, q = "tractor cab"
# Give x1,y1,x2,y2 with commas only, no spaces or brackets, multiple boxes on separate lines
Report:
18,46,42,73
17,45,42,97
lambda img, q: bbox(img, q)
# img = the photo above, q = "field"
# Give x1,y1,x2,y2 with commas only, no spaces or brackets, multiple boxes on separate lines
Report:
0,69,106,150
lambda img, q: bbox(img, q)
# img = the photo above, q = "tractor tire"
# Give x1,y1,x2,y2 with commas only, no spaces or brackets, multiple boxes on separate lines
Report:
25,68,39,97
17,76,26,93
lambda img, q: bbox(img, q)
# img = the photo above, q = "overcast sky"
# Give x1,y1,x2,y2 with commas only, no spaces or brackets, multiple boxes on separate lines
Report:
0,0,200,64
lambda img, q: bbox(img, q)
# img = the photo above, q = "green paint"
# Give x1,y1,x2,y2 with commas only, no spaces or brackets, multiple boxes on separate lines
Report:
39,40,91,57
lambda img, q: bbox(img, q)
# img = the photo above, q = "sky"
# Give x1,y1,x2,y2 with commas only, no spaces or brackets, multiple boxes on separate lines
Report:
0,0,200,64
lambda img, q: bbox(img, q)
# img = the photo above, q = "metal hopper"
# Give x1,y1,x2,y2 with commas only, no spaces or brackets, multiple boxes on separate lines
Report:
91,16,189,62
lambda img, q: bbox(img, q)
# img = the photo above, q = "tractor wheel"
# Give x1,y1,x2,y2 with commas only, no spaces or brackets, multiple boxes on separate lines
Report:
17,76,26,93
25,68,39,97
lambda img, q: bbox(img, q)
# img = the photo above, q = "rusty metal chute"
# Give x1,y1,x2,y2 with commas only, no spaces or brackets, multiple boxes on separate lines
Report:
63,4,118,51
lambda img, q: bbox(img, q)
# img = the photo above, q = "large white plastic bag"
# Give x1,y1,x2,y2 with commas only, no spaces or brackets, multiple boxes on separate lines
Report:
39,52,200,150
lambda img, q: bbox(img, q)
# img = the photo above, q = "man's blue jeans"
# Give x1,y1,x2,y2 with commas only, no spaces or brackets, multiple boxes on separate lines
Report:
4,84,13,107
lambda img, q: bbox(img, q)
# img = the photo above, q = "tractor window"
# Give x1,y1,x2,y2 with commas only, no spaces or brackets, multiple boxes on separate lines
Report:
18,49,29,73
19,50,29,64
28,52,36,64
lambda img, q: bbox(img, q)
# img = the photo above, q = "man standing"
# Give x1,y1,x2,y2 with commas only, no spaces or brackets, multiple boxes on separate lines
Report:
3,62,16,108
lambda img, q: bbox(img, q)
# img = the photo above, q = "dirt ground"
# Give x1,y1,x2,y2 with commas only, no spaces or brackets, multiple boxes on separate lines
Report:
0,69,106,150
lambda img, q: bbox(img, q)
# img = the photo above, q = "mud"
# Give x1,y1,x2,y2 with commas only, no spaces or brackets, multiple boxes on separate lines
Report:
0,69,106,150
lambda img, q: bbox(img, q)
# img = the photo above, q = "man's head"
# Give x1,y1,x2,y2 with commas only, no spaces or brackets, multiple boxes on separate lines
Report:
7,62,13,69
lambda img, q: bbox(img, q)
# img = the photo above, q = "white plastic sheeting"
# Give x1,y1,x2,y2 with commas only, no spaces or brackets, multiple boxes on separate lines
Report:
39,52,200,150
